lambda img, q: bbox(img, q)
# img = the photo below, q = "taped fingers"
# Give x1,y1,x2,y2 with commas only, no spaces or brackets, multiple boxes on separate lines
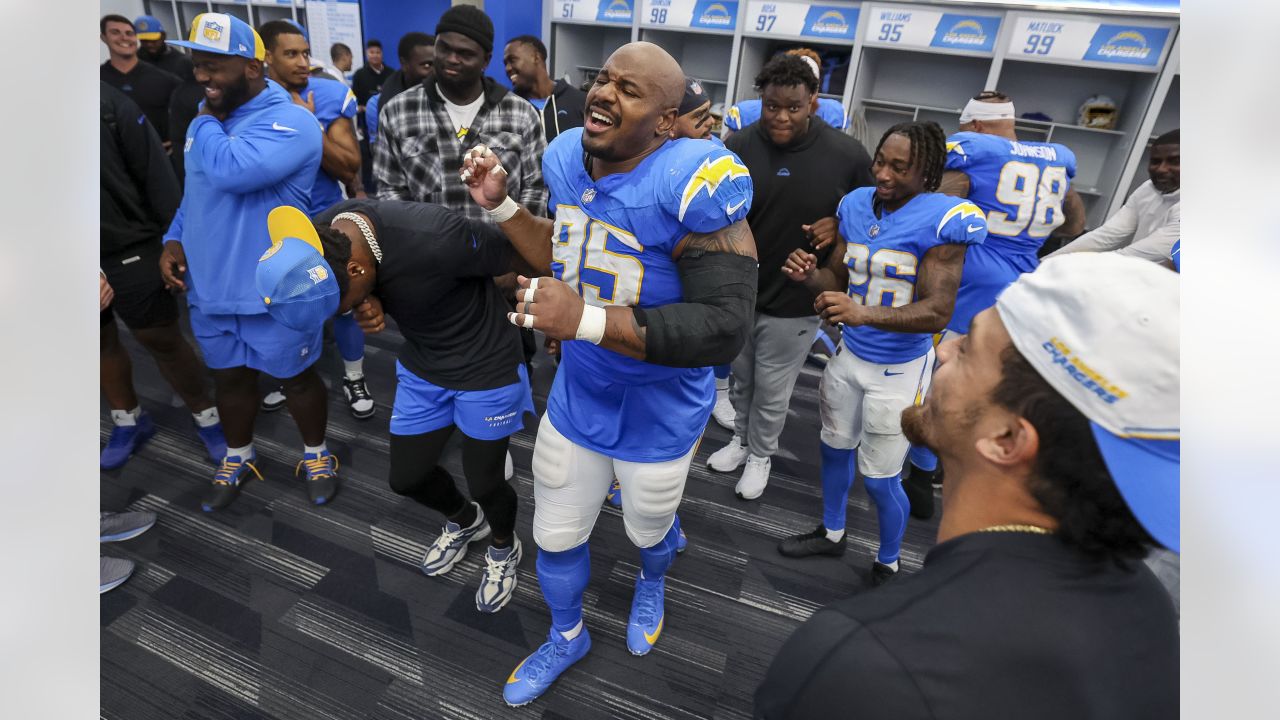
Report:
507,312,536,329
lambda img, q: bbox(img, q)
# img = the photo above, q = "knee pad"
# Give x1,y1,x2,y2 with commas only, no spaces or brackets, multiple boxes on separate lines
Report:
531,419,572,490
619,461,686,548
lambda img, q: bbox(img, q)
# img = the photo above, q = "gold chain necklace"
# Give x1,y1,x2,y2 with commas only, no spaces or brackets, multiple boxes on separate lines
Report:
978,524,1052,535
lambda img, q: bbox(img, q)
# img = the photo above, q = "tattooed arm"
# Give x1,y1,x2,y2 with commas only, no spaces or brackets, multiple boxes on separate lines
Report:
814,242,966,334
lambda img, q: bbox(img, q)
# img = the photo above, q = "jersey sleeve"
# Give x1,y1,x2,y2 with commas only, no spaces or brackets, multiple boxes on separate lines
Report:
541,129,578,210
944,132,979,171
1059,144,1078,180
667,142,753,234
936,199,988,246
724,104,744,131
818,99,849,130
835,189,861,242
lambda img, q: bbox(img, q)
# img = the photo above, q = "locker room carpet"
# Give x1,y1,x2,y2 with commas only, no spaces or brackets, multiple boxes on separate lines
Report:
100,322,943,720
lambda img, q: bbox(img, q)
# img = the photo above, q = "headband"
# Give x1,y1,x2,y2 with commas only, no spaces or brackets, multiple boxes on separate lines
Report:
959,98,1016,123
797,55,820,81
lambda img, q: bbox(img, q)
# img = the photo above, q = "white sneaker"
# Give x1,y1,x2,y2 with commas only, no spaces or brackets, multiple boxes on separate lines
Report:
735,455,771,500
504,450,514,480
711,389,735,430
708,436,749,472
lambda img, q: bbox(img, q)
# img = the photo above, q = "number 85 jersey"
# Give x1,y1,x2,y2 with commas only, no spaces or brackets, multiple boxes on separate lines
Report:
836,187,987,365
541,127,754,462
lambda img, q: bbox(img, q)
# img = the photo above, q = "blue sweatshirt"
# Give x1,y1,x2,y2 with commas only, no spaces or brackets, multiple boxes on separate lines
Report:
165,80,322,314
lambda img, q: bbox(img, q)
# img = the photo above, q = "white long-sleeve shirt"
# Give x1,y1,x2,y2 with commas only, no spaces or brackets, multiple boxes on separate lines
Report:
1050,180,1179,264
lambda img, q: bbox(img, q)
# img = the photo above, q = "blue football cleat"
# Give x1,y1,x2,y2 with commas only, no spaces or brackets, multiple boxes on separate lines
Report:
626,574,666,656
503,626,592,707
677,527,688,554
100,413,156,470
605,477,622,508
195,422,227,464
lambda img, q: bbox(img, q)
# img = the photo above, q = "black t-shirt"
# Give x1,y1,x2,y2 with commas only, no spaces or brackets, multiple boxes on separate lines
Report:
144,48,195,83
316,199,525,390
101,60,181,141
726,117,873,318
755,532,1179,720
100,82,181,260
352,64,394,106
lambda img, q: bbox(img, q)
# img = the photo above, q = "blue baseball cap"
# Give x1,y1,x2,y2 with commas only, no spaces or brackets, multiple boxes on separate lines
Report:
168,13,265,61
134,15,166,41
256,206,339,332
997,253,1180,552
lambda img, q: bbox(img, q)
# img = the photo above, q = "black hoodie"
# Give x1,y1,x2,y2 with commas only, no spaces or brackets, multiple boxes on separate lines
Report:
726,116,874,318
530,78,587,143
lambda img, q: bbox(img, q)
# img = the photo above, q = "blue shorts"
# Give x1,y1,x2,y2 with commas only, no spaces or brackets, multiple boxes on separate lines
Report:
188,304,323,379
948,246,1038,335
390,361,535,440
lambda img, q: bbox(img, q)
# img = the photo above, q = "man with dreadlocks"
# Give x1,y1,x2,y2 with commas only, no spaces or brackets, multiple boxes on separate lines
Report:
775,121,987,586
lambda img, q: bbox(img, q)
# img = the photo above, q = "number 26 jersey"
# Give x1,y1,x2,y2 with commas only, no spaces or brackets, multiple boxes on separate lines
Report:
542,128,753,462
836,187,987,365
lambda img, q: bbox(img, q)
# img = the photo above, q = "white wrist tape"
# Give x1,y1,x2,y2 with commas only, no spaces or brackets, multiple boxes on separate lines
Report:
486,196,520,223
575,304,607,345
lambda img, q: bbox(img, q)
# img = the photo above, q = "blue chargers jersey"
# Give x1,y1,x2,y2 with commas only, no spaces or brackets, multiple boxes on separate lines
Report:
725,98,848,131
945,131,1075,258
836,187,987,364
302,77,357,216
543,128,753,462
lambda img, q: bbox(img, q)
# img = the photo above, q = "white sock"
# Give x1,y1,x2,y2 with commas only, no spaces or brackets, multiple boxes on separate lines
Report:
344,358,365,380
880,559,900,572
304,442,328,456
110,406,141,427
559,620,584,640
825,527,846,543
226,443,254,460
192,406,220,428
715,377,729,392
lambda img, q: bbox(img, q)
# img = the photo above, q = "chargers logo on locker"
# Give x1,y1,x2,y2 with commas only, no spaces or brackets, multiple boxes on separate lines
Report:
601,0,634,21
1098,30,1151,60
693,1,736,28
810,10,851,35
943,20,988,46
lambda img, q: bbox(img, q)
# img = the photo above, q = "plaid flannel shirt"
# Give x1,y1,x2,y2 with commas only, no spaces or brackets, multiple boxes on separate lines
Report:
373,77,548,222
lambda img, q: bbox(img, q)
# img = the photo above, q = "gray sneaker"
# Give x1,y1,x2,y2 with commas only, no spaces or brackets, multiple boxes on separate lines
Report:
100,556,136,594
100,511,157,543
476,538,523,613
421,504,490,576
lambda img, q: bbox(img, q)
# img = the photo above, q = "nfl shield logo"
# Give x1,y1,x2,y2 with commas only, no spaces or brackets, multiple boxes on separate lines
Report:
307,265,329,284
868,224,880,238
203,21,224,42
581,188,596,204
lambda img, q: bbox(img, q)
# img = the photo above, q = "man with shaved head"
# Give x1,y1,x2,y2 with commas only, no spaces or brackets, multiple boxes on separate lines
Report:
460,41,759,706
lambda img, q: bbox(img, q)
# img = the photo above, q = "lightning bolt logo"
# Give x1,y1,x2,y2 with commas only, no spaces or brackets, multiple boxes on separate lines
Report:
937,201,985,234
679,155,750,222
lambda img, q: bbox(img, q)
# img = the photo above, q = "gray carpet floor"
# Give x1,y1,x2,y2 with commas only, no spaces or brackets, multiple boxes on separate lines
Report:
100,319,943,719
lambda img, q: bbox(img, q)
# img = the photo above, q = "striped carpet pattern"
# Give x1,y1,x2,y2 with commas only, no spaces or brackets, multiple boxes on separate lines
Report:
101,322,942,719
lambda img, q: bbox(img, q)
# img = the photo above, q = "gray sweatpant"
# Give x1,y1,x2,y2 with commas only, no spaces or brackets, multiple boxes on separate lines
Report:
730,312,821,458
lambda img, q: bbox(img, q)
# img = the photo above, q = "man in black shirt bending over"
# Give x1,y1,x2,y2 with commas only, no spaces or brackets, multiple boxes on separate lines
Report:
707,55,873,501
756,253,1180,719
306,196,548,614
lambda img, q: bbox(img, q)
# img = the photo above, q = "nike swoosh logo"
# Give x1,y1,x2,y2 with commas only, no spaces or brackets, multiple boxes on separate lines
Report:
884,370,904,377
645,618,664,645
506,658,526,684
967,224,983,233
271,122,297,133
725,199,747,215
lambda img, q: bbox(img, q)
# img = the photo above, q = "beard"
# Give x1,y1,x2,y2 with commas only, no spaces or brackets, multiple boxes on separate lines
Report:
139,46,163,62
900,405,931,450
209,73,252,114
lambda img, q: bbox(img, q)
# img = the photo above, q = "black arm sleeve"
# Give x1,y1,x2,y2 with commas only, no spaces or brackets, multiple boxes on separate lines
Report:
632,250,757,368
117,92,181,227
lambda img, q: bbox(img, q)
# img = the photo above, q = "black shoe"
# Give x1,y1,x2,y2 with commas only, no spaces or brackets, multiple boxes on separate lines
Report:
870,560,899,587
904,464,937,520
261,387,286,412
202,455,263,512
778,525,847,558
343,376,375,419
